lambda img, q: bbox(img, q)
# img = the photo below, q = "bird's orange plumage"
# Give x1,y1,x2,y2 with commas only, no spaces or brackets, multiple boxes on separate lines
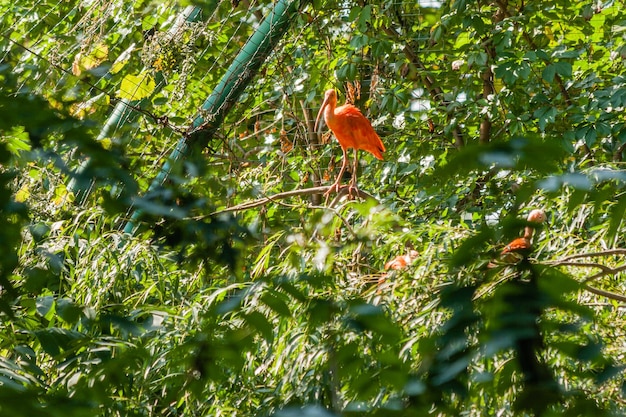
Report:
486,209,547,268
325,103,385,159
501,237,532,254
384,250,419,270
499,209,547,260
315,89,385,196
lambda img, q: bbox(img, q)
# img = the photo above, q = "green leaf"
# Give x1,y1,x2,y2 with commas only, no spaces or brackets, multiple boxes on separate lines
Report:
542,64,556,83
56,298,82,324
35,296,55,319
117,72,155,101
554,61,572,77
272,406,336,417
607,194,626,242
23,267,52,293
348,303,401,338
260,291,291,317
533,106,557,131
358,5,372,32
29,222,50,243
242,311,274,342
34,328,83,357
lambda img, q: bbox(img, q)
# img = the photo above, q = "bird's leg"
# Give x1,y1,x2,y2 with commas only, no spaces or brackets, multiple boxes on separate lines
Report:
348,149,359,198
325,147,348,198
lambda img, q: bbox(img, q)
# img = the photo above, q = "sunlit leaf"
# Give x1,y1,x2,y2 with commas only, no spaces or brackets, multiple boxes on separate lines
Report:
117,72,155,101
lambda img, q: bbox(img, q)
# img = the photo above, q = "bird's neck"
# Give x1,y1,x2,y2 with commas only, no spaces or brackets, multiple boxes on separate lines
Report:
523,226,534,239
324,103,337,125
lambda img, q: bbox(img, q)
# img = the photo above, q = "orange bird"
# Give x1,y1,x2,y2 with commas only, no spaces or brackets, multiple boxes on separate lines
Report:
378,250,419,287
314,89,385,196
384,250,419,271
500,209,547,262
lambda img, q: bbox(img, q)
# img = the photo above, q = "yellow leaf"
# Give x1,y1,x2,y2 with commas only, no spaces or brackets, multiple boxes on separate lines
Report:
15,185,29,202
118,72,155,101
81,54,99,70
46,95,63,111
70,93,105,119
72,43,109,75
92,43,108,60
100,138,112,149
111,59,128,74
53,184,72,206
493,77,504,93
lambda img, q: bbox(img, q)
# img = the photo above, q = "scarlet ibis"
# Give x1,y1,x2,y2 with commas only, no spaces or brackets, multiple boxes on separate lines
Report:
314,89,385,197
378,250,419,287
384,250,419,271
500,209,547,262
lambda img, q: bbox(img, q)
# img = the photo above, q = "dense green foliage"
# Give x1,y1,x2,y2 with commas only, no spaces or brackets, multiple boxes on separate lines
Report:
2,0,626,415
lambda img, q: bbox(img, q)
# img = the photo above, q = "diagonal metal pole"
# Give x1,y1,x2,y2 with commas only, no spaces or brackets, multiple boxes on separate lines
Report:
123,0,304,234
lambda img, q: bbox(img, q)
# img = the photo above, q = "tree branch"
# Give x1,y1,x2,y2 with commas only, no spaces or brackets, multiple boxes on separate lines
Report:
547,250,626,297
479,67,493,145
583,284,626,303
210,186,378,216
582,264,626,284
478,3,503,145
545,261,614,274
548,249,626,263
614,141,626,162
299,99,322,205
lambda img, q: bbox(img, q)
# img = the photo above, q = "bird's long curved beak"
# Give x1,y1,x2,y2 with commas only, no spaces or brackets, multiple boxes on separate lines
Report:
314,96,330,134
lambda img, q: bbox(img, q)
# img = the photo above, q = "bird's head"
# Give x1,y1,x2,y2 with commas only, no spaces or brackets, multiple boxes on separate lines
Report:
527,209,547,225
314,89,338,133
521,208,547,240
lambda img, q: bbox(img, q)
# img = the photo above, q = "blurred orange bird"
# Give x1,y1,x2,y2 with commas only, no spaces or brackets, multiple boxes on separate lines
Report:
314,89,385,196
500,209,547,262
384,250,419,271
378,250,419,287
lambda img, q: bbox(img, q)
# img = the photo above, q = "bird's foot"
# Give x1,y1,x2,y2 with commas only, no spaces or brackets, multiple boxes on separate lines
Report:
347,182,359,199
324,182,342,197
324,181,343,204
324,181,361,204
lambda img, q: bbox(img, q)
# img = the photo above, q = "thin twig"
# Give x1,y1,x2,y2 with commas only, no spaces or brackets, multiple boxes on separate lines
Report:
549,249,626,263
545,261,614,274
583,284,626,303
583,264,626,284
479,30,497,144
473,269,519,300
209,185,378,216
547,250,626,283
308,201,358,238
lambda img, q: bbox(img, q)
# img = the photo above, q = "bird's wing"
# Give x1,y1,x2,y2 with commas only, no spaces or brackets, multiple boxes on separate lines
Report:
337,106,385,158
501,237,531,254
